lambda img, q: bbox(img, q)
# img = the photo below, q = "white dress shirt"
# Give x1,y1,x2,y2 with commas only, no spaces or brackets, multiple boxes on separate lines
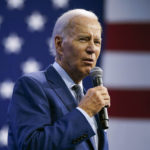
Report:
53,62,98,150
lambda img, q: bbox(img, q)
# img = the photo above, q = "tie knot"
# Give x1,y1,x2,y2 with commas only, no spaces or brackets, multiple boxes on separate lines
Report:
72,84,82,92
72,84,84,103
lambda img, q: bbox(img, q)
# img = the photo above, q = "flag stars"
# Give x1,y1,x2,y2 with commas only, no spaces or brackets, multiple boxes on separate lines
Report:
0,126,8,147
0,80,14,99
51,0,70,9
6,0,25,9
26,12,47,32
3,33,24,54
21,58,42,74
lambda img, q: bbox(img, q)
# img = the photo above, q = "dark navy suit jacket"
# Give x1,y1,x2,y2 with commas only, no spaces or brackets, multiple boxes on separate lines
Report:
8,65,108,150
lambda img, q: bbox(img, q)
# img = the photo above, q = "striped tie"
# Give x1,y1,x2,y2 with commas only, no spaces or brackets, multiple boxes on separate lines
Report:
72,84,84,103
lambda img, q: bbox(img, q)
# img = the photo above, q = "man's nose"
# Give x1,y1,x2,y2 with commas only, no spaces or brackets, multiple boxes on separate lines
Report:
86,41,95,54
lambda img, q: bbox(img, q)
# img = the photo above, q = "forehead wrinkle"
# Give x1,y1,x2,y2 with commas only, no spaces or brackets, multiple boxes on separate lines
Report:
63,16,101,37
70,18,100,30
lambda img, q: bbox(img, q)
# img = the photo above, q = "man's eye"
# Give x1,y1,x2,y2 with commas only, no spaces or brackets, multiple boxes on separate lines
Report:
79,38,88,42
94,41,101,45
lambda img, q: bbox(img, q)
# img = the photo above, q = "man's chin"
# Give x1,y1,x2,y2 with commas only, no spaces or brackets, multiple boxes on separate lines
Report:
82,66,93,77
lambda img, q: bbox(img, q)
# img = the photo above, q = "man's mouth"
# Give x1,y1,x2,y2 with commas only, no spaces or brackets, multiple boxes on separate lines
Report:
82,58,94,64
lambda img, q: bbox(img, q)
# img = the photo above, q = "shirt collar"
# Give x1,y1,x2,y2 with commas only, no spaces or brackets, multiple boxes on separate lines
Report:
52,62,83,91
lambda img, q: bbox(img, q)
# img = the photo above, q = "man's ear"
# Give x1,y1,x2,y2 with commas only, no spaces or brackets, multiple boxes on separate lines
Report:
55,35,63,56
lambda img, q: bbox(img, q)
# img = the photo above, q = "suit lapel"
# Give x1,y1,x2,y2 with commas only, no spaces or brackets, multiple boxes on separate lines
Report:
45,65,77,111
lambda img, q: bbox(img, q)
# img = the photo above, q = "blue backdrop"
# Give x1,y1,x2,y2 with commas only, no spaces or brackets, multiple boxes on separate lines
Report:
0,0,104,149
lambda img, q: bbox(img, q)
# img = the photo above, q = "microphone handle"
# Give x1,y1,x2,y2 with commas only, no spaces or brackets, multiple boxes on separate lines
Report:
93,76,109,129
99,107,109,129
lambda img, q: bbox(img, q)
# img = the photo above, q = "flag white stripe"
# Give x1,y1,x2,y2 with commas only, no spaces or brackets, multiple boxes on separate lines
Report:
104,0,150,23
104,0,150,150
108,118,150,150
101,51,150,89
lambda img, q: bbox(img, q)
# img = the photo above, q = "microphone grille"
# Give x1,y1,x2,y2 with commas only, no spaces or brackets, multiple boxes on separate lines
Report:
90,67,103,78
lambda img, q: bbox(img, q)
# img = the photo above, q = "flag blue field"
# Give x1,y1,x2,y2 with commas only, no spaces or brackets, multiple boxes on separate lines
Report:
0,0,103,150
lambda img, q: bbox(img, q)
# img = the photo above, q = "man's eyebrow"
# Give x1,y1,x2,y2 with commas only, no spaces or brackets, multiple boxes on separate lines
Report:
77,34,101,39
76,35,90,39
77,33,90,36
94,38,101,41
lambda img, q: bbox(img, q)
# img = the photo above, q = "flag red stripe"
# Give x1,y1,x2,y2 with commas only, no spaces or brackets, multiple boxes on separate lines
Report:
108,89,150,118
105,23,150,51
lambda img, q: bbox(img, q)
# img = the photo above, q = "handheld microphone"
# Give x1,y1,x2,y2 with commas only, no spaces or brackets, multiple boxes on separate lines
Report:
90,67,109,129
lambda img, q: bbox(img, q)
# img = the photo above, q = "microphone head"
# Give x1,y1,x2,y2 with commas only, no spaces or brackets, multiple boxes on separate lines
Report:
90,67,103,78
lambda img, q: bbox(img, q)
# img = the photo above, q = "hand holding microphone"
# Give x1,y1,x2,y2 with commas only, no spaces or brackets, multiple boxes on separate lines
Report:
90,67,110,129
78,67,110,129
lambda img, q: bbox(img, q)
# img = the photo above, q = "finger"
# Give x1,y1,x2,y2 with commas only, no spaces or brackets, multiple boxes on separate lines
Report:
103,95,110,100
95,86,108,93
104,100,111,107
101,89,109,96
93,86,103,91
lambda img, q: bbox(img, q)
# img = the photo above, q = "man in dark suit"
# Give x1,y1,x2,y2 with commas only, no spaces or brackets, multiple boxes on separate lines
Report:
8,9,110,150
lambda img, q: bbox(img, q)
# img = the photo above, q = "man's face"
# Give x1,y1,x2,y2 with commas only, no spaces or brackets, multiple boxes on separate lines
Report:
56,16,102,83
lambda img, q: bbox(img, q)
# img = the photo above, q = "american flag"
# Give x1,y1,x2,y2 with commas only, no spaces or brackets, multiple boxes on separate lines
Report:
103,0,150,149
0,0,150,150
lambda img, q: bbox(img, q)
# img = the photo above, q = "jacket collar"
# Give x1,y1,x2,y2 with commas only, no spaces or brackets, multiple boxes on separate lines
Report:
45,65,77,111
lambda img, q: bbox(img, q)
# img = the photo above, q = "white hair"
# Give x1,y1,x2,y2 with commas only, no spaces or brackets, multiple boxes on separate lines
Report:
50,9,99,56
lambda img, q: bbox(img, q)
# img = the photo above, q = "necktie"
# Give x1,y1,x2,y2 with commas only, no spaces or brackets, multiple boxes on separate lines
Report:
72,84,84,103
